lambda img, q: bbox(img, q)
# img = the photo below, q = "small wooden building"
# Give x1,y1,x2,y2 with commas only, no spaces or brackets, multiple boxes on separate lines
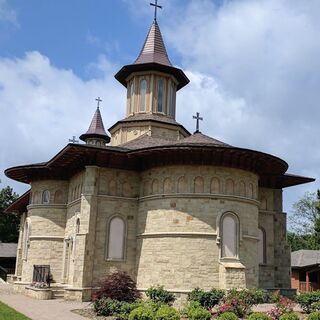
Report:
291,250,320,292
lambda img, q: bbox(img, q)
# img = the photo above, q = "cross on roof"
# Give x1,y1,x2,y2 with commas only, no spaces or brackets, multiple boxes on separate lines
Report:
69,136,79,144
96,97,102,109
150,0,162,21
193,112,203,133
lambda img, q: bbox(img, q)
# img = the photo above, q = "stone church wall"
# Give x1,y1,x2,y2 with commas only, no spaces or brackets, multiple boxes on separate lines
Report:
21,180,68,283
136,165,260,293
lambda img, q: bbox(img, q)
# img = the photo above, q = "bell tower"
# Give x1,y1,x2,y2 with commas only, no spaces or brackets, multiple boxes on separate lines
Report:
110,6,190,146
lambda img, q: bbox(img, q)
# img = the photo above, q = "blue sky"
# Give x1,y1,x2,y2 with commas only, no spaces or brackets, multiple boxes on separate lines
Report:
1,0,320,221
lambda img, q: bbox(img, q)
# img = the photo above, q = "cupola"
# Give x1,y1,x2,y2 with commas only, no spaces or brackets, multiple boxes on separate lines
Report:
79,99,110,147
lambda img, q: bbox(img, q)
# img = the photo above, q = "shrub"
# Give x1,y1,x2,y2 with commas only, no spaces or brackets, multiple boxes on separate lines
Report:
92,271,141,303
146,286,175,305
279,313,299,320
311,302,320,312
93,298,134,318
182,301,212,320
128,306,154,320
225,289,271,307
188,287,225,309
307,311,320,320
296,291,320,313
248,312,272,320
218,300,248,318
217,311,238,320
154,305,180,320
267,296,294,320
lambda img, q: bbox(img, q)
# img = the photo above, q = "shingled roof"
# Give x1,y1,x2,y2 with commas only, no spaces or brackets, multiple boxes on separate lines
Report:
135,20,172,66
291,250,320,268
79,107,110,143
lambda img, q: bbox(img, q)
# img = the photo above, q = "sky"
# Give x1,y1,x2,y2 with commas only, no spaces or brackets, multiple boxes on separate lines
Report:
0,0,319,220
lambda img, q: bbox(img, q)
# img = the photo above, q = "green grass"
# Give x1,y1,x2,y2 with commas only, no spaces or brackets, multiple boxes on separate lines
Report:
0,301,32,320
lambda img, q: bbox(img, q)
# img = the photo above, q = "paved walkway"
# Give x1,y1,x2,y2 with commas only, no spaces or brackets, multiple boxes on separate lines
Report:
0,283,91,320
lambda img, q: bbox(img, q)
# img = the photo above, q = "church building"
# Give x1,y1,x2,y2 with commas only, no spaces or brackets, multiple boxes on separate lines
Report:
5,10,314,301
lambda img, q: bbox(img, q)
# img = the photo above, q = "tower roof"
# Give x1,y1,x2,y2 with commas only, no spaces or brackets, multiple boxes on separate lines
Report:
134,20,172,66
115,21,189,91
79,107,110,143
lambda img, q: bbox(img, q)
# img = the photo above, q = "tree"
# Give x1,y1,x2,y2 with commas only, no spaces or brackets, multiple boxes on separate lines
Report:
288,190,320,251
0,186,19,243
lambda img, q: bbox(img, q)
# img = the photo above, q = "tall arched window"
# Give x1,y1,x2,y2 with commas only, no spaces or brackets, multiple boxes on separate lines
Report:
42,190,50,204
107,217,125,260
210,178,220,194
139,79,147,112
194,176,204,193
76,218,80,234
129,81,134,113
258,227,266,264
221,213,239,258
169,83,175,117
157,78,164,112
23,220,30,260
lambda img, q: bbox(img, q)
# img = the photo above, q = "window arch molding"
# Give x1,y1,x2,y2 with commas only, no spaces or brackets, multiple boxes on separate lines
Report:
42,190,50,204
258,226,267,265
105,214,127,261
23,218,31,260
217,211,240,259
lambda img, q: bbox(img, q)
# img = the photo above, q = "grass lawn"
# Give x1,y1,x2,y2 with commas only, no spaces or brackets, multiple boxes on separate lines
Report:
0,301,31,320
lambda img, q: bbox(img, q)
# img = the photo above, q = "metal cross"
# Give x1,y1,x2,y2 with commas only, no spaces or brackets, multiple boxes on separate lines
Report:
69,136,79,144
193,112,203,133
95,96,102,109
150,0,162,21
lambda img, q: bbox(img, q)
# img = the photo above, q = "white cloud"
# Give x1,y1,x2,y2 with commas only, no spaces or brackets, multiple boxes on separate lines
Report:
0,0,17,24
0,51,126,193
162,0,320,213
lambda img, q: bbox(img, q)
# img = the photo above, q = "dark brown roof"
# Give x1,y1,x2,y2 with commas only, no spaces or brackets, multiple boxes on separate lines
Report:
109,113,190,135
5,137,315,189
80,107,110,143
173,132,231,147
5,190,30,214
135,20,172,66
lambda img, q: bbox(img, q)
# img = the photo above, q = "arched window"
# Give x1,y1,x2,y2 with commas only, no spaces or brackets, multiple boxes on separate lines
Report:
169,83,175,117
139,79,147,112
226,179,234,195
239,181,246,197
178,176,187,193
107,217,125,260
221,213,239,258
163,178,173,194
23,220,30,260
152,179,159,194
157,78,164,112
210,178,220,194
194,176,204,193
42,190,50,204
129,81,134,113
54,190,64,204
248,183,254,198
258,227,266,264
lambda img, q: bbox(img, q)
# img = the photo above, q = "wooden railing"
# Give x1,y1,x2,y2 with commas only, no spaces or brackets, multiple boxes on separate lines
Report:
299,282,319,292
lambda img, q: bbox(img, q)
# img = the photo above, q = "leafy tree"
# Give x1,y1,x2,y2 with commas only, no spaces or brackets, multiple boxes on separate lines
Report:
0,186,20,243
288,190,320,251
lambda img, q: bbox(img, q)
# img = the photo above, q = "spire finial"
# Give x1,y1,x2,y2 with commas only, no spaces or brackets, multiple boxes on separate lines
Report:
150,0,162,21
193,112,203,133
96,96,102,109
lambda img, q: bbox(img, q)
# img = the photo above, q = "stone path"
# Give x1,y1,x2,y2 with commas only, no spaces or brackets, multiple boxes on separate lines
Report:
0,283,91,320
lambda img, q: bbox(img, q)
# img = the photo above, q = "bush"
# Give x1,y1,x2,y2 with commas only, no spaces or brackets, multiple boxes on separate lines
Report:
225,289,271,306
146,286,175,305
188,287,225,309
217,311,238,320
307,311,320,320
248,312,272,320
182,301,212,320
128,306,154,320
92,271,141,303
279,313,299,320
93,298,135,318
218,301,247,318
296,291,320,313
267,296,294,320
154,305,180,320
311,302,320,312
